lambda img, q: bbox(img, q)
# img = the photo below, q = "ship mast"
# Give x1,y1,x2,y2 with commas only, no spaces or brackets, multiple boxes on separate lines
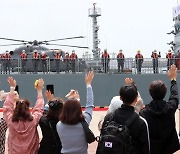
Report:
170,4,180,53
89,3,101,60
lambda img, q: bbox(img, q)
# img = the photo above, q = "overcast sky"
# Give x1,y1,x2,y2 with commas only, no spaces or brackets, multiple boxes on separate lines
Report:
0,0,178,58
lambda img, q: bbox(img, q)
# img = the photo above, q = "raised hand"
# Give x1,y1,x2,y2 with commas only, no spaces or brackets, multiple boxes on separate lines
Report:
85,71,94,85
125,78,134,85
7,77,16,88
35,78,44,91
65,89,80,100
7,77,19,100
168,64,177,80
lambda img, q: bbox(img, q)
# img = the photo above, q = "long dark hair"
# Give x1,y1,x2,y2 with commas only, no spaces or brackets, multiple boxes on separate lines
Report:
60,99,85,125
47,97,64,120
12,99,33,122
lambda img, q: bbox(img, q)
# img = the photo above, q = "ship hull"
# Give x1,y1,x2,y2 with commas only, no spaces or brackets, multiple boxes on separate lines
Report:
0,73,177,107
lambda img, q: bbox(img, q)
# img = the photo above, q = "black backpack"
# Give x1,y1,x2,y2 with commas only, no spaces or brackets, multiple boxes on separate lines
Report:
96,113,138,154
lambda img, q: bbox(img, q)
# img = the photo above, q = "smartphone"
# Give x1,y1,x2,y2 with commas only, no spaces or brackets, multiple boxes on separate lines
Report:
46,85,54,94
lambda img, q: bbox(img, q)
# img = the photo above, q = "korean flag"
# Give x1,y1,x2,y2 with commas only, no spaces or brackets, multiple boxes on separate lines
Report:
105,142,112,148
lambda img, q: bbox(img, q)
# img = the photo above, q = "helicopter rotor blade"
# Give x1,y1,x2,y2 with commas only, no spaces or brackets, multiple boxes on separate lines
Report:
0,43,27,46
45,43,89,49
0,37,28,43
43,36,85,43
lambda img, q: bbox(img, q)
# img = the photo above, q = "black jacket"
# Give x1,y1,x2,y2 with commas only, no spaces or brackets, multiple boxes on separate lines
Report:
100,105,150,154
38,115,62,154
140,80,180,154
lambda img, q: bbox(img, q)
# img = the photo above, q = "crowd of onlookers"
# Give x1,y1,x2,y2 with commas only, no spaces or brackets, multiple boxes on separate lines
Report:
0,64,180,154
1,48,180,74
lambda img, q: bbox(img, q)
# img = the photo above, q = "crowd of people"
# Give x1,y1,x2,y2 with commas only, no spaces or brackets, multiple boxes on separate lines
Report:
0,48,180,74
0,64,179,154
0,49,78,74
101,48,180,74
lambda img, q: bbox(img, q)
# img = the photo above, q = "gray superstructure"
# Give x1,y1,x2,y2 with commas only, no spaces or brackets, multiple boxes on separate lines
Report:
171,4,180,53
89,3,101,60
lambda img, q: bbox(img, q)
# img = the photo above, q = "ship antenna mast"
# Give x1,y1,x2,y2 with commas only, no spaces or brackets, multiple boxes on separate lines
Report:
89,3,101,60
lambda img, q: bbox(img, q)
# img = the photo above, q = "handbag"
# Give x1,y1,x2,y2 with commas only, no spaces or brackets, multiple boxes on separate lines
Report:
81,121,96,144
48,121,59,147
48,121,62,154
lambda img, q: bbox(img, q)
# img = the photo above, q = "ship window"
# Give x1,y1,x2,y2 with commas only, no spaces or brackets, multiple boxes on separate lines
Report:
46,85,54,94
15,85,19,94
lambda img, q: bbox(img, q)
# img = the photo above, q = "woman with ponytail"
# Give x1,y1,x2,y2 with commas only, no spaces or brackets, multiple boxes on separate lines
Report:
3,77,44,154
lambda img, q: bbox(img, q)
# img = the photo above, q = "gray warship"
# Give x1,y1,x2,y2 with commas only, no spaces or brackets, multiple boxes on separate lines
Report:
0,4,179,108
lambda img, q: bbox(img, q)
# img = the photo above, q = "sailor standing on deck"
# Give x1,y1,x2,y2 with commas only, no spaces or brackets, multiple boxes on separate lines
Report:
20,50,27,73
101,49,110,73
32,50,39,74
70,50,78,73
166,49,174,70
40,51,48,74
54,50,61,74
4,50,11,74
117,49,125,73
175,50,180,70
135,50,143,74
64,52,71,72
0,53,5,74
151,50,161,74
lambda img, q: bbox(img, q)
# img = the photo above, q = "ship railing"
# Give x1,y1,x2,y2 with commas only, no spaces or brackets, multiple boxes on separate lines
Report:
0,58,179,74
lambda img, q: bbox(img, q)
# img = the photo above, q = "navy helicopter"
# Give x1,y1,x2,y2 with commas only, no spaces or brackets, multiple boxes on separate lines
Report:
0,36,88,72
